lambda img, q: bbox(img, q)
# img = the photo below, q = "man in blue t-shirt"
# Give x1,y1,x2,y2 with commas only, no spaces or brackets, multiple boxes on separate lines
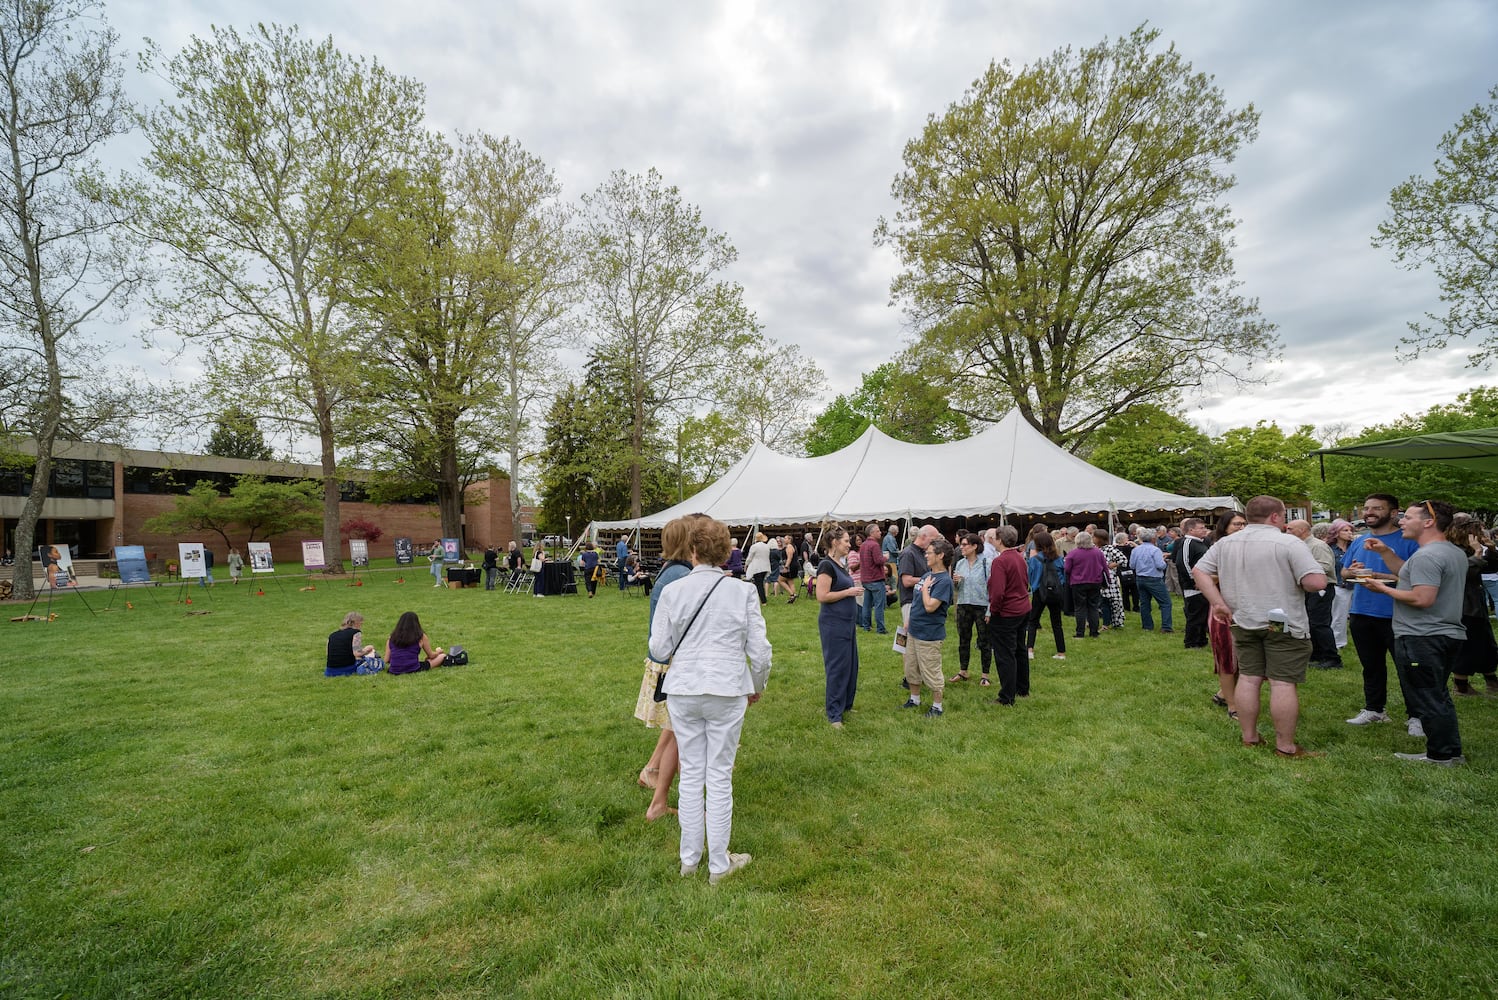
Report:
1343,493,1422,732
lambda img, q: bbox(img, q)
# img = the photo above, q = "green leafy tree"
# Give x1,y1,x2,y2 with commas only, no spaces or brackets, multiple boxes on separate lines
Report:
144,476,321,552
535,380,673,532
205,405,274,461
580,168,760,517
804,397,870,458
1085,405,1215,495
1,0,144,599
138,24,428,573
1210,422,1319,503
719,339,828,453
674,411,749,499
805,362,970,456
878,25,1275,450
1374,85,1498,366
1319,387,1498,516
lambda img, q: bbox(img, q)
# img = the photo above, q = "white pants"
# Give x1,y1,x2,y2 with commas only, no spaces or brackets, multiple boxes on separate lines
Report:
670,692,748,876
1332,586,1352,649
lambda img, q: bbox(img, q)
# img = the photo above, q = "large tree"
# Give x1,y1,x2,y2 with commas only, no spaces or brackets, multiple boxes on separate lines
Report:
805,361,971,456
580,168,760,517
138,24,428,573
878,25,1276,451
205,405,274,461
1210,422,1319,504
1084,404,1215,496
720,339,828,454
459,134,576,536
0,0,142,600
346,134,574,540
1374,85,1498,366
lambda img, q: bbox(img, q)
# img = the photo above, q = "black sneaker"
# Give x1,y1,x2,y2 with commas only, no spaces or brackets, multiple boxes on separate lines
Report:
900,677,910,690
901,698,920,710
924,705,944,718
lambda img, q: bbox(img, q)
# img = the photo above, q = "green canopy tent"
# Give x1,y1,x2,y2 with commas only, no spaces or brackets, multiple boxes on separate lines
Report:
1314,427,1498,477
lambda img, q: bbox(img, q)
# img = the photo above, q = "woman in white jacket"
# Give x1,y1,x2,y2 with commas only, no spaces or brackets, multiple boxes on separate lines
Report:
744,532,773,605
649,517,772,885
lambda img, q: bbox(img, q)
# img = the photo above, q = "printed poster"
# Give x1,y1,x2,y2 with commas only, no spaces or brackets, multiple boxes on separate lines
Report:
301,540,327,571
40,543,75,588
442,537,462,563
349,538,370,568
178,542,206,579
247,542,275,573
394,536,414,565
114,545,151,584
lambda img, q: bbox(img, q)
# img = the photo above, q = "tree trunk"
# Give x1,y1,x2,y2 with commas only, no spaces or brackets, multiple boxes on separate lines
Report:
438,439,462,542
630,394,644,519
315,397,344,574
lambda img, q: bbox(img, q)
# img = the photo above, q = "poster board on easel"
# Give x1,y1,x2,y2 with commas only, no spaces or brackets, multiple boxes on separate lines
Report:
394,537,413,565
39,543,76,588
348,539,369,585
301,540,326,571
178,542,207,580
247,542,275,573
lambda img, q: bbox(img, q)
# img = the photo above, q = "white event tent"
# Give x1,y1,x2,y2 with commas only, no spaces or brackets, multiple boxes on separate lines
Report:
591,411,1238,533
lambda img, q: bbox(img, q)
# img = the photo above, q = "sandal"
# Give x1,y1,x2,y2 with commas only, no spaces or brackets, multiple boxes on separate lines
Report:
1226,710,1238,721
979,676,991,687
949,672,970,683
1275,745,1325,759
1242,736,1265,748
637,767,659,790
1211,694,1228,707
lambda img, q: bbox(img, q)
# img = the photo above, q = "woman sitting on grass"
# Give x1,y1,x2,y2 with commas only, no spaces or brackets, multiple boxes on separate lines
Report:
326,611,378,677
386,611,446,674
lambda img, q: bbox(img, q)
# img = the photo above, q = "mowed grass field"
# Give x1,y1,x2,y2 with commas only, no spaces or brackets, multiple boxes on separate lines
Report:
3,568,1497,998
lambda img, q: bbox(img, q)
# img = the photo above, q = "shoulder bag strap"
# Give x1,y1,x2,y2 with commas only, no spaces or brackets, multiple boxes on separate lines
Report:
667,575,727,661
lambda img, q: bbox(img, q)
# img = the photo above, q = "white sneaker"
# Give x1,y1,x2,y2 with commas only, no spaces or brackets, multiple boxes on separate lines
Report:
1053,653,1066,660
1394,752,1465,766
1407,717,1425,738
680,862,699,877
1345,709,1390,725
709,852,751,885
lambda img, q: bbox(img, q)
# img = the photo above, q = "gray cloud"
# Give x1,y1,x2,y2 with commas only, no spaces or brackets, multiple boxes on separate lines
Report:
103,0,1498,442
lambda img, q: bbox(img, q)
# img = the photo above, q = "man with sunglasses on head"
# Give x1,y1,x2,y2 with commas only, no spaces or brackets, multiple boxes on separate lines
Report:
1363,500,1468,765
1343,494,1422,733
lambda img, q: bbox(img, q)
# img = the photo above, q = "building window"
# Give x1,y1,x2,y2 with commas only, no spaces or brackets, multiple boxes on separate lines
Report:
50,459,85,498
85,460,115,499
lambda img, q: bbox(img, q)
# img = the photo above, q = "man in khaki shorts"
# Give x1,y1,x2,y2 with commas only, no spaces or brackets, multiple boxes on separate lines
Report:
1193,496,1328,757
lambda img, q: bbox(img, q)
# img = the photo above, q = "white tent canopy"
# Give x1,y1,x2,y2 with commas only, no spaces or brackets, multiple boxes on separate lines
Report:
591,410,1238,531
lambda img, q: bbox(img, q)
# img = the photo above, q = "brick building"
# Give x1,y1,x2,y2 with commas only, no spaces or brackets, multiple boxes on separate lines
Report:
2,440,515,564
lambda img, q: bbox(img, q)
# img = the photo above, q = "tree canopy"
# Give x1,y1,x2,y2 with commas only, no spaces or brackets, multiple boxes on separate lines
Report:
206,406,274,461
579,168,760,517
805,362,970,456
878,25,1275,451
139,23,428,572
1375,85,1498,367
143,477,321,552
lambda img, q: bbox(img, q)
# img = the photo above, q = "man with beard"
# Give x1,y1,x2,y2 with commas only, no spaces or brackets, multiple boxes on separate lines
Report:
1343,494,1422,733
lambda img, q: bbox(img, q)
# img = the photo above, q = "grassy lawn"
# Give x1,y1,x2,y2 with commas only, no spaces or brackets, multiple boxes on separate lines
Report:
3,572,1497,998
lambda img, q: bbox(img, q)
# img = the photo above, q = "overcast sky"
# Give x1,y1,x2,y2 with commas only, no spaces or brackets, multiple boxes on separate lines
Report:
107,0,1497,448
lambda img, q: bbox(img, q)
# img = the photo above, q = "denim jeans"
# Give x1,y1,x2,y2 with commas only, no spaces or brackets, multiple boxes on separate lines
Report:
1136,576,1172,630
859,581,887,631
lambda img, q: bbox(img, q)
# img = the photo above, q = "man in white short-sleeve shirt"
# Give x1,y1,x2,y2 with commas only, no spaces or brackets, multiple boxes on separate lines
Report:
1194,495,1327,757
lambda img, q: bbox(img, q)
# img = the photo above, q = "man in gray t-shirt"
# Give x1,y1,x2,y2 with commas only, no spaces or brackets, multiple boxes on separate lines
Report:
1367,499,1469,764
1192,496,1327,757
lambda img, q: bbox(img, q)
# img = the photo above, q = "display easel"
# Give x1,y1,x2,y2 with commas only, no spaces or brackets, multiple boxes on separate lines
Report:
103,580,163,610
10,575,96,621
176,576,215,614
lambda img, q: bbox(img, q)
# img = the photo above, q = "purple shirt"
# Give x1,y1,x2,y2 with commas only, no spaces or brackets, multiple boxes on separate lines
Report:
1064,546,1107,585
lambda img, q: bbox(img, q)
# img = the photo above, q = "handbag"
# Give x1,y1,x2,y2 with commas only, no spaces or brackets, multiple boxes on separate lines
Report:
445,644,469,666
653,575,726,702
